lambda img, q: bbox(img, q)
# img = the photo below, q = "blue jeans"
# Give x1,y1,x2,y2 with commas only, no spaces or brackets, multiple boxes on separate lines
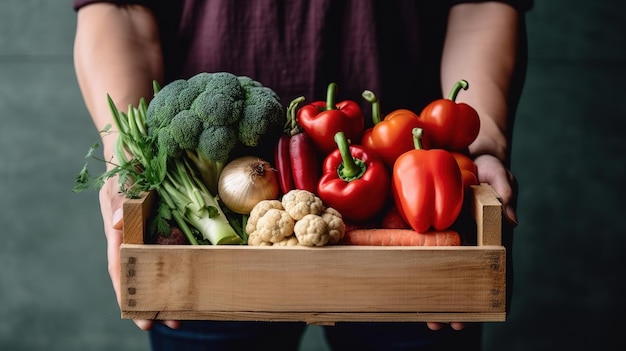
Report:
149,321,482,351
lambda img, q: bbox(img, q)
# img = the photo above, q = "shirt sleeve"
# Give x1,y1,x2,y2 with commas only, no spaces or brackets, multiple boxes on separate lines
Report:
73,0,154,11
450,0,533,12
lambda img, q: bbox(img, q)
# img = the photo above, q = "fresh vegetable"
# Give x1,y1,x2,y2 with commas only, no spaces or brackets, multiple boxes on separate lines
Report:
342,229,461,246
248,208,295,244
451,152,479,189
161,156,244,244
381,206,411,229
274,134,294,194
275,97,320,194
272,236,300,246
281,189,325,221
217,156,280,214
419,79,480,151
245,200,285,235
392,128,464,232
294,214,330,247
321,207,346,244
296,82,364,155
146,72,284,195
155,227,190,245
246,191,345,246
74,94,244,245
361,90,429,168
317,131,389,222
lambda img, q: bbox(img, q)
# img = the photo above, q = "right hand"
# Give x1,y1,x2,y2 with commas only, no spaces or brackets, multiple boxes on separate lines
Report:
100,176,180,331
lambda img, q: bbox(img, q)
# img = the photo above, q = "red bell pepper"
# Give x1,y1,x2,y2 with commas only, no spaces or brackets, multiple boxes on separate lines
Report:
273,97,319,194
361,90,430,169
317,131,389,222
419,79,480,151
296,82,364,155
392,128,464,232
451,151,479,189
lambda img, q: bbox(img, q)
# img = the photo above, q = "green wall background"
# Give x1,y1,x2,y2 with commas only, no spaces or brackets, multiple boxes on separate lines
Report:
1,1,624,350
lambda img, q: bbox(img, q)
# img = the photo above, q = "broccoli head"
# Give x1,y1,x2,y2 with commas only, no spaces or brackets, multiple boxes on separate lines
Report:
145,71,284,193
238,82,285,147
197,125,238,163
190,72,246,126
146,80,202,133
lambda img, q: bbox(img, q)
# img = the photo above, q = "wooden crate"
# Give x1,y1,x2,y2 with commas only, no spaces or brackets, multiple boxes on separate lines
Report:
120,184,505,325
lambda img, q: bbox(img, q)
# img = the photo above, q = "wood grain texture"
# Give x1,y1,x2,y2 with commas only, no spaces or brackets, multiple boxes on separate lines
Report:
119,183,506,322
471,184,503,246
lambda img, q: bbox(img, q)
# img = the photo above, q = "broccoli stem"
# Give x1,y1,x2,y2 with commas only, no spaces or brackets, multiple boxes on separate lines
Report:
185,150,225,196
161,157,243,245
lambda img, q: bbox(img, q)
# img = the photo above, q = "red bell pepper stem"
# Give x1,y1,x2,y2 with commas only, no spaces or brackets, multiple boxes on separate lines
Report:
447,79,469,101
334,131,366,181
362,90,381,125
412,128,425,150
325,82,339,111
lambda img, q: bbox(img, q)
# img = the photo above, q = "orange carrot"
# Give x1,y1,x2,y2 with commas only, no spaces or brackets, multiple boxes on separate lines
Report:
342,229,461,246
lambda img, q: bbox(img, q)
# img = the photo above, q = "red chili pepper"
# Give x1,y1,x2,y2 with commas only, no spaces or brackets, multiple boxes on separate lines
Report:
290,133,319,194
273,97,319,194
451,151,479,189
274,134,293,194
360,90,430,169
296,82,364,155
317,131,389,222
419,79,480,151
392,128,464,232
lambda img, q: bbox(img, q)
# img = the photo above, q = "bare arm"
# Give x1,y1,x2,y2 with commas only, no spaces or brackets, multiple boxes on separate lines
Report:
427,2,522,331
73,3,168,331
441,2,521,224
74,3,164,164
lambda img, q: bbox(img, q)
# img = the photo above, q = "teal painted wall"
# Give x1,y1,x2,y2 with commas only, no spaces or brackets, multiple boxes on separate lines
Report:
1,1,623,350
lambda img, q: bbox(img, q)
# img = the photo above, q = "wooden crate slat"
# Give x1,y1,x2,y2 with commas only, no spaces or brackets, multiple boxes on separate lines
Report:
119,183,507,323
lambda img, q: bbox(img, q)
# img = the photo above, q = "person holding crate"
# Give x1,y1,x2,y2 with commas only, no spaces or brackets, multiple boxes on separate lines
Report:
72,0,531,350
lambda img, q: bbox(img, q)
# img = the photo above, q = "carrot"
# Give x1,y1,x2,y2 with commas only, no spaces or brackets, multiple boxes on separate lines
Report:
342,228,461,246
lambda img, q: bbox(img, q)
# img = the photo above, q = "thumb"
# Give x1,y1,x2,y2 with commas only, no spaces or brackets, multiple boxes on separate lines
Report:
112,207,124,230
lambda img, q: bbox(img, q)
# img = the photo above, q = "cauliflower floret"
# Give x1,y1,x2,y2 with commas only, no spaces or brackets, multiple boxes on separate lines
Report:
273,235,300,246
294,214,329,247
254,209,295,243
247,232,273,246
246,200,284,234
321,207,346,244
281,189,325,221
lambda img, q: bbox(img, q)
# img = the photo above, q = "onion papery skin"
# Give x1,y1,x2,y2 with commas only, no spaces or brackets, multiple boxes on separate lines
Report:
218,156,280,214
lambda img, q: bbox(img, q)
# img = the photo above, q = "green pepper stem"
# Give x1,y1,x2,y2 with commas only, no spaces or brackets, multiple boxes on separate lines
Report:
334,131,366,182
325,82,338,110
412,128,424,150
447,79,469,101
362,90,381,125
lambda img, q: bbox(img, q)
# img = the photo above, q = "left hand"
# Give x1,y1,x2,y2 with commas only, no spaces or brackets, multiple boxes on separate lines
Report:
473,153,518,226
426,153,518,332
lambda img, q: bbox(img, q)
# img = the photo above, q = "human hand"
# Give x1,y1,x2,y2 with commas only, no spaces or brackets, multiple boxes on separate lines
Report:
426,322,465,331
99,176,180,331
425,154,517,332
473,153,518,227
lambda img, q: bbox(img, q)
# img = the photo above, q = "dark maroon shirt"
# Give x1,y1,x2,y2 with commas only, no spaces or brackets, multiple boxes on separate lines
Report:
74,0,531,116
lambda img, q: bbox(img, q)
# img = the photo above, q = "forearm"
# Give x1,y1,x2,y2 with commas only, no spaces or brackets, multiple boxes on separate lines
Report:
73,3,164,164
441,2,521,164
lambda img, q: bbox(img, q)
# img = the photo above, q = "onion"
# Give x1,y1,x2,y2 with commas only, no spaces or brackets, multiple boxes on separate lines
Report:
218,156,280,214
